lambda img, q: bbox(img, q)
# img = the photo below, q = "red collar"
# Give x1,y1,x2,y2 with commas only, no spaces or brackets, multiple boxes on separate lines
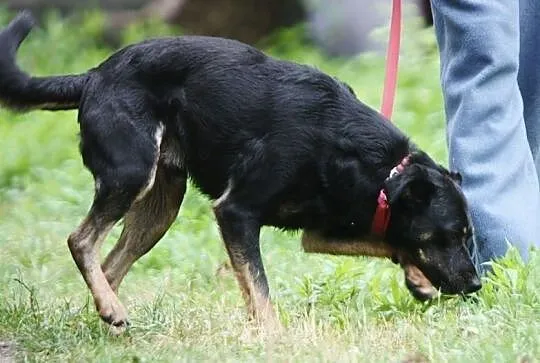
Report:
371,156,410,237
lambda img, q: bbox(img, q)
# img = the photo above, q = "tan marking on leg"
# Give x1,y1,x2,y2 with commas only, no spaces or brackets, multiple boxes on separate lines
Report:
103,167,186,292
213,192,281,333
68,217,128,332
301,230,395,258
234,262,280,332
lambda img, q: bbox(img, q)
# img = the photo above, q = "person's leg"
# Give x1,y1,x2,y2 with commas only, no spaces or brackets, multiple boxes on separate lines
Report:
430,0,540,266
518,0,540,183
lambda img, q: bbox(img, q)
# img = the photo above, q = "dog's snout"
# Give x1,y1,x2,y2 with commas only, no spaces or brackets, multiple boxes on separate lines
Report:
463,275,482,294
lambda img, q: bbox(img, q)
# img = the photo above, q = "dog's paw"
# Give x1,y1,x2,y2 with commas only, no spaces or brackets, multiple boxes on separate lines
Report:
98,300,130,335
215,261,233,278
107,320,131,336
102,314,131,336
240,318,284,342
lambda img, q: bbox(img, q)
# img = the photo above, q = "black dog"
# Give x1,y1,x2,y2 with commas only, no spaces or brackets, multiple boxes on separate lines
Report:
0,12,480,332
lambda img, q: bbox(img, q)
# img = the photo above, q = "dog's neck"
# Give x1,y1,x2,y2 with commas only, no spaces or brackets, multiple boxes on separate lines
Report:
370,155,411,237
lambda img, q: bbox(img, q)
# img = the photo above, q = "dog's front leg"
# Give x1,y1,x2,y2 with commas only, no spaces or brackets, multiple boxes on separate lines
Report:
302,230,438,300
213,201,280,332
301,230,395,258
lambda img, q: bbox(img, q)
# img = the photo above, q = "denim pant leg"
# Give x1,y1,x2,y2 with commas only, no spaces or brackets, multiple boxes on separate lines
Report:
430,0,540,264
519,0,540,182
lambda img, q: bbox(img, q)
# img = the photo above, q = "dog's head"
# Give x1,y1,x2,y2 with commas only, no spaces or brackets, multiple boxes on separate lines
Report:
384,151,481,299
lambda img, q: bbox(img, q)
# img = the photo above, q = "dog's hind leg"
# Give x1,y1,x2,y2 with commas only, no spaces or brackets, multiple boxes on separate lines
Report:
102,165,186,293
68,192,134,331
69,109,165,332
69,165,164,331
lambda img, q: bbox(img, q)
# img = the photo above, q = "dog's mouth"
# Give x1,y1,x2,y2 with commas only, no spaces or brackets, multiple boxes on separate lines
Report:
402,263,438,301
393,250,481,300
301,230,478,301
391,252,437,300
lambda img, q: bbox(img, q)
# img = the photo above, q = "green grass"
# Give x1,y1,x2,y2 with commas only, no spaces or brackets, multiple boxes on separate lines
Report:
0,9,539,363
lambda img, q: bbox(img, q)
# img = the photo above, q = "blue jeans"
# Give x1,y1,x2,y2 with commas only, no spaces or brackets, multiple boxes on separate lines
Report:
430,0,540,266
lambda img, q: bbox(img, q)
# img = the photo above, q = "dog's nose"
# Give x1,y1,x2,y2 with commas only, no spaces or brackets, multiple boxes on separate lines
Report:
464,275,482,294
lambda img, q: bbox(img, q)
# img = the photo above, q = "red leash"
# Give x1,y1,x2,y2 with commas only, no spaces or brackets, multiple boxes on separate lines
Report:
371,0,403,237
380,0,402,120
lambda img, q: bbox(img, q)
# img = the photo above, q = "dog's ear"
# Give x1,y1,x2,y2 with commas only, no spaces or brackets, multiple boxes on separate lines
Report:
385,165,435,207
344,82,356,96
437,163,463,186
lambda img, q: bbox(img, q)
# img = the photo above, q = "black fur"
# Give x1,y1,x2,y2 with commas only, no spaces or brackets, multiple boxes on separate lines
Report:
0,12,481,307
0,12,87,111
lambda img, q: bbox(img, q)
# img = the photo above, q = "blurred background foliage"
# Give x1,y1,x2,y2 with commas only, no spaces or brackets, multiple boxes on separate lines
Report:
2,0,433,52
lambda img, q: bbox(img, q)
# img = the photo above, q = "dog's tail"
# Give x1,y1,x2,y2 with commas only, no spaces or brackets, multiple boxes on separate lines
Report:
0,11,89,112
